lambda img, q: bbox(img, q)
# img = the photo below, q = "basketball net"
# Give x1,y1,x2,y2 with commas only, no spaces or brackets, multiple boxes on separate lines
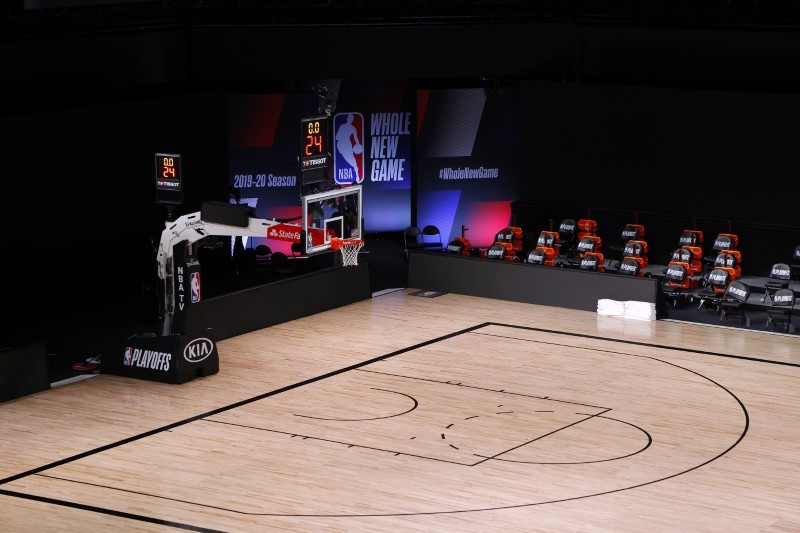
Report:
331,238,364,267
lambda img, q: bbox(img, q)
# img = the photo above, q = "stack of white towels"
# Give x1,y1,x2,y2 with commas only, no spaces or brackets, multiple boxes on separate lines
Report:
597,299,656,321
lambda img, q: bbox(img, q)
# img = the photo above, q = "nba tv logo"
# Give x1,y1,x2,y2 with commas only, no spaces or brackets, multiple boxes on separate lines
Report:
333,112,364,185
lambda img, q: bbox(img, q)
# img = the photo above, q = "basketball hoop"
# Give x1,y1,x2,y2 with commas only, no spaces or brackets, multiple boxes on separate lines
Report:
330,237,364,267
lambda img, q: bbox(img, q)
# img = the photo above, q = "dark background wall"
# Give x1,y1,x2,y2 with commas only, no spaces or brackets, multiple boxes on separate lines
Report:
2,0,800,345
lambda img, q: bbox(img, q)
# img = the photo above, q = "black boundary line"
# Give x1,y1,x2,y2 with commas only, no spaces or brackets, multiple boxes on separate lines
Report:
0,323,490,528
482,322,800,368
25,321,752,519
0,320,780,521
175,323,752,517
0,488,221,533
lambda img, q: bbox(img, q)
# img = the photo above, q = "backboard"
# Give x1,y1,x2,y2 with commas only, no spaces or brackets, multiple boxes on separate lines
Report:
302,185,362,255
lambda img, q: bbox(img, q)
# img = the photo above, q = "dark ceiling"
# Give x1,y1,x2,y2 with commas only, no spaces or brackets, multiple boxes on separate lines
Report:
4,0,800,115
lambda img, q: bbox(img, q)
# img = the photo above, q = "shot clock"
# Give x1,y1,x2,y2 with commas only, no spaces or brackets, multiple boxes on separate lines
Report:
155,152,183,205
299,116,331,185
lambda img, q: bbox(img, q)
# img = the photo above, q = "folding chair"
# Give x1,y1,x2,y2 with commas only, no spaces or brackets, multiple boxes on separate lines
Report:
765,288,796,333
662,262,696,307
718,280,751,327
403,225,423,260
557,218,577,259
420,225,444,251
696,267,731,313
762,263,792,304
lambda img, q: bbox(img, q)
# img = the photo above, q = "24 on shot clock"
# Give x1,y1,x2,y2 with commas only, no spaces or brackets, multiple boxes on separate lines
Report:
155,152,183,205
299,116,331,186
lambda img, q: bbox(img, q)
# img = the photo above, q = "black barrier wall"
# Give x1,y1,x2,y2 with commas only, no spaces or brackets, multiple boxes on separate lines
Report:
0,341,49,403
408,251,665,317
195,263,371,341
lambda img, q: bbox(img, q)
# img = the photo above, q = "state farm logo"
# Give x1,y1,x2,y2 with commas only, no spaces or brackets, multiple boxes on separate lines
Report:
184,337,214,363
268,228,301,240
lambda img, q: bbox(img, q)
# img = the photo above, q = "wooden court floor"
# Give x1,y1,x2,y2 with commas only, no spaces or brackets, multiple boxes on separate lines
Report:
1,288,799,532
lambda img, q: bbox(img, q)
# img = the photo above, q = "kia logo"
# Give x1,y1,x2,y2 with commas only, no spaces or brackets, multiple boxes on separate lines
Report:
184,337,214,363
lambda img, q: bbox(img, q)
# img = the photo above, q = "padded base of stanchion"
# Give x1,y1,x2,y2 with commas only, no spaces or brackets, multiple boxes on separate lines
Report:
103,329,218,384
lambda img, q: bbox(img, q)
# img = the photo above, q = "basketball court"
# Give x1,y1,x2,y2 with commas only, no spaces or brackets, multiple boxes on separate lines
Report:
1,289,798,531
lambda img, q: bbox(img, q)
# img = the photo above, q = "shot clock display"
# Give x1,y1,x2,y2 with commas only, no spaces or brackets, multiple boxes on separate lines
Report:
299,116,331,185
155,152,183,205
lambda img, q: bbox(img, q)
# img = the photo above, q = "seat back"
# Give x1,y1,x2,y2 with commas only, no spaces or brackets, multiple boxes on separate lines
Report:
579,252,605,272
575,235,602,257
624,240,648,258
621,224,645,241
618,257,642,276
678,229,703,247
486,243,507,260
577,218,598,240
723,280,750,304
665,262,692,290
526,248,548,265
446,239,466,255
768,263,792,283
558,218,576,246
404,226,422,245
712,233,738,252
533,246,556,266
421,225,443,250
706,267,732,294
537,230,559,248
446,237,472,256
771,287,795,308
495,227,515,245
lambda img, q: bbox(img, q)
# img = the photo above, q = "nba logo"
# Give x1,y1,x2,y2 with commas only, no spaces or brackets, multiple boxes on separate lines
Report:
190,271,201,303
123,347,133,366
333,112,364,185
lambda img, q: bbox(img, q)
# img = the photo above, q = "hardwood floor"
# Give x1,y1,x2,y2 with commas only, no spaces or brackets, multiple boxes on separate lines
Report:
1,288,799,532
